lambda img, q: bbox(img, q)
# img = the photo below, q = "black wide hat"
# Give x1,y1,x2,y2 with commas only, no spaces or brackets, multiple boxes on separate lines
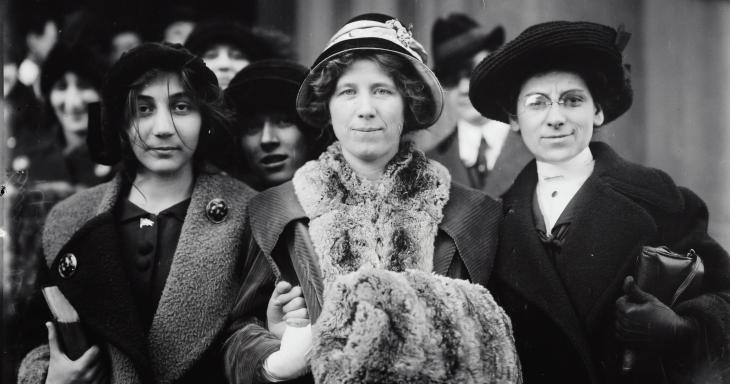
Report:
296,13,444,130
225,59,312,129
469,21,633,125
41,42,107,97
431,13,504,79
89,42,220,165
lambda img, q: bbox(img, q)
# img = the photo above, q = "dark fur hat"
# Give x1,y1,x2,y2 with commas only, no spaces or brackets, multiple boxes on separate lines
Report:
469,20,633,125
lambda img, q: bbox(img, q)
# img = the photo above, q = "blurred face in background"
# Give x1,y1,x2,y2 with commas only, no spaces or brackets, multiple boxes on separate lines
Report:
202,43,250,89
444,50,488,125
49,72,100,150
27,20,58,63
110,31,143,63
164,20,195,45
240,112,309,189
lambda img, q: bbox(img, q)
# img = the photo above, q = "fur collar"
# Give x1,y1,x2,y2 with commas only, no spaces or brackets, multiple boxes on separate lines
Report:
292,142,451,286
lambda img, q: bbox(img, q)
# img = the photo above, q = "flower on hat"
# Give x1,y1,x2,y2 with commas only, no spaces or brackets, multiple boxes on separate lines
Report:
386,18,429,63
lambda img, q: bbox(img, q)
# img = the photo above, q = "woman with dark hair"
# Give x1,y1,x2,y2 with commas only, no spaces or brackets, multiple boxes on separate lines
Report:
469,21,730,383
225,59,331,190
16,42,279,384
224,14,520,384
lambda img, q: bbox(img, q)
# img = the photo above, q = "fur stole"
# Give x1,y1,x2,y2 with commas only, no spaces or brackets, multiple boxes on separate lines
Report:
292,141,451,287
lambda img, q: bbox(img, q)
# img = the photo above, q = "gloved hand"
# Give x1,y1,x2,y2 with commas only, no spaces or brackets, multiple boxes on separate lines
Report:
262,322,313,381
615,276,698,352
267,281,308,339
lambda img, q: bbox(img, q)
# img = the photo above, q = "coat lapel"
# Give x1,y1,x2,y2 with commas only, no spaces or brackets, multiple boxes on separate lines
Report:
556,175,656,329
249,182,325,323
439,184,501,286
44,175,151,378
498,164,595,370
147,173,251,384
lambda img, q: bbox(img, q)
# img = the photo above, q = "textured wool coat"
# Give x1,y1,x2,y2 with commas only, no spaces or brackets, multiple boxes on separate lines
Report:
493,142,730,384
223,179,503,384
426,127,533,198
18,172,258,384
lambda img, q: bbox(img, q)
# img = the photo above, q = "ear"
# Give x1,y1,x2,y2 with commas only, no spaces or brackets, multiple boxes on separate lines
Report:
593,106,605,127
508,115,520,132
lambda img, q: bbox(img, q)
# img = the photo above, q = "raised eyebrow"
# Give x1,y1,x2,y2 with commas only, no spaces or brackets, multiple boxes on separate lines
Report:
560,89,588,97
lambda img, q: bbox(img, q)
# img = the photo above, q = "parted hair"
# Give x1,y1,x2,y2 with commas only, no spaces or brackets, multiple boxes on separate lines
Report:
300,51,437,134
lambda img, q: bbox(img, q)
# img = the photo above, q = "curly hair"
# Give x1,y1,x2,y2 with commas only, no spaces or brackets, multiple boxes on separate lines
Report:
300,51,437,133
118,66,235,176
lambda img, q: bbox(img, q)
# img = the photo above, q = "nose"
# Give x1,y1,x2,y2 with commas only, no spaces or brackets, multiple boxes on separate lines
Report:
356,94,376,119
215,52,232,71
152,109,176,137
260,121,280,151
545,102,566,129
64,84,84,112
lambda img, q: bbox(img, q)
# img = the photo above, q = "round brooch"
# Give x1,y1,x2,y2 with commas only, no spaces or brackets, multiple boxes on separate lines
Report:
58,253,78,279
206,198,228,223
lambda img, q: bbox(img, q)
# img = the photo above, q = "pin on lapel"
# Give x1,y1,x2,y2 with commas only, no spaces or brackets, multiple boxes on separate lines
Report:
206,198,228,223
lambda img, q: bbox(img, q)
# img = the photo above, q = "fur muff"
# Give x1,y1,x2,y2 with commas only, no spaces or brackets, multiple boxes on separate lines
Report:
311,268,522,384
293,142,451,286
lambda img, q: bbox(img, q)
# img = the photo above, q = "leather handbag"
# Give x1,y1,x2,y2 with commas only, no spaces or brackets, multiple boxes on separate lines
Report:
622,245,705,373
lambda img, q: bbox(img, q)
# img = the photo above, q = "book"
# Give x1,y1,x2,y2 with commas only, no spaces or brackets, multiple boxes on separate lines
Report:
42,286,90,360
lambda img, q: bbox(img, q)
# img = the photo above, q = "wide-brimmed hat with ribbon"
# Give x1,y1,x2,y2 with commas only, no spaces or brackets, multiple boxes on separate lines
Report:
469,20,633,125
296,13,444,130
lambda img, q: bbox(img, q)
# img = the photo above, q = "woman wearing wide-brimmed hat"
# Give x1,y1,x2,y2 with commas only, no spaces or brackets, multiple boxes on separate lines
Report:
470,21,730,383
224,13,520,384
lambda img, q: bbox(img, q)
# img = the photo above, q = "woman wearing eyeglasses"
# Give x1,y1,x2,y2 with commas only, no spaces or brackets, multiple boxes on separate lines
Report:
469,21,730,383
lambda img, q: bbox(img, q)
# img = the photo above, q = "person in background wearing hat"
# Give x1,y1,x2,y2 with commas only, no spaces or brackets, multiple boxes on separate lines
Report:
470,21,730,383
427,13,532,197
225,59,332,190
160,5,198,45
223,13,520,384
185,20,292,90
16,42,308,384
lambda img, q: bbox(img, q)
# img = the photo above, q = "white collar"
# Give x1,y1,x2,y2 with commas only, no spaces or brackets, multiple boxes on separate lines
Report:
456,119,511,168
536,146,594,181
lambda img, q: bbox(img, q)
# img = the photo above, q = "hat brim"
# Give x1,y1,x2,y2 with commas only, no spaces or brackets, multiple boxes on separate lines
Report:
296,39,444,130
434,25,505,66
469,22,632,125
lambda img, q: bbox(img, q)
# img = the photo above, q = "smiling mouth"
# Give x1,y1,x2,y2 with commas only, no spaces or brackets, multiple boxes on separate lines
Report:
352,127,382,132
150,146,179,152
543,133,573,139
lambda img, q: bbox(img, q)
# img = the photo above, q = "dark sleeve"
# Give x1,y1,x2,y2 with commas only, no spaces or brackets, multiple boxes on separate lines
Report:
223,221,280,384
661,187,730,381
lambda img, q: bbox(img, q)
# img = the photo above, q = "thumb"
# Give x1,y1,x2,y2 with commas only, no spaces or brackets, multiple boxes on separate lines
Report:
46,322,61,356
623,276,653,303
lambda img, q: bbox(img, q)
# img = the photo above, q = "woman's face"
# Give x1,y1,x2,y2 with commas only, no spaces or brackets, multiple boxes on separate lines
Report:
328,59,405,168
511,71,604,163
128,72,202,177
49,72,101,138
240,113,309,189
202,43,250,89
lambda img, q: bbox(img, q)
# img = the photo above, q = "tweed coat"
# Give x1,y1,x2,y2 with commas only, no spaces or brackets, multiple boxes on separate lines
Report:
493,141,730,384
18,171,258,384
223,180,502,384
426,127,533,198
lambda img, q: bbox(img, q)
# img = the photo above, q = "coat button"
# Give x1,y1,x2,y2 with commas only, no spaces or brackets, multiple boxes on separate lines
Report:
58,253,78,279
206,198,228,223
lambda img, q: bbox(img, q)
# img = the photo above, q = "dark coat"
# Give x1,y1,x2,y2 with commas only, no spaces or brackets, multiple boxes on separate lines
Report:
18,172,257,384
426,127,533,198
224,180,502,384
493,142,730,384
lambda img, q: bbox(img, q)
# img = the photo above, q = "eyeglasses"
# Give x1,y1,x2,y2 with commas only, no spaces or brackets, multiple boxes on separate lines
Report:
521,93,588,113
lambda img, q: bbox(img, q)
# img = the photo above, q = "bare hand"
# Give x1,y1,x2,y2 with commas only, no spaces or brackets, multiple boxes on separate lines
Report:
45,322,108,384
267,282,309,339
